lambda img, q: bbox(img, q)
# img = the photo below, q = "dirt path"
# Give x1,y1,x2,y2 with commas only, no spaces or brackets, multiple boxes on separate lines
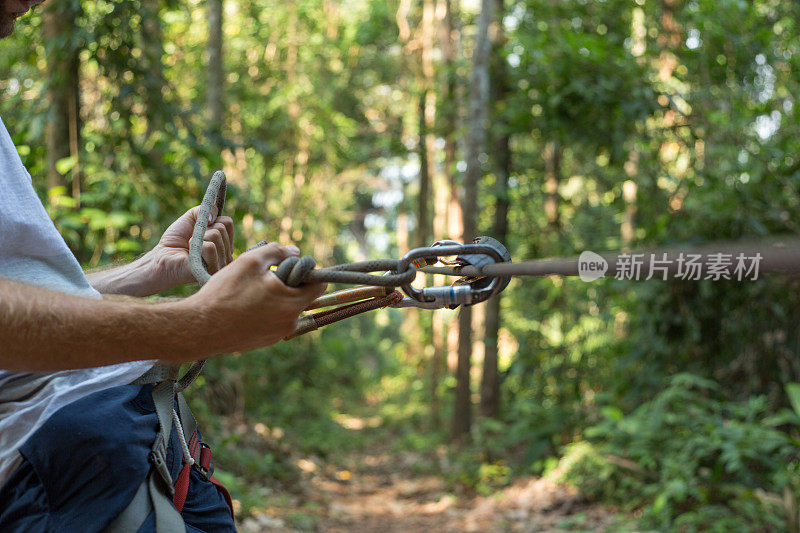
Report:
239,446,633,532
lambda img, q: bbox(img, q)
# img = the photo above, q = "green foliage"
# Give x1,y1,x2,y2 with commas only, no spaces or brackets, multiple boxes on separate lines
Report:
559,374,800,531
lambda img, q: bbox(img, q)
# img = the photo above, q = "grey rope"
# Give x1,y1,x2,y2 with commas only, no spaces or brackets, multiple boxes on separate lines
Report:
272,255,416,287
181,170,226,392
419,237,800,280
189,170,227,286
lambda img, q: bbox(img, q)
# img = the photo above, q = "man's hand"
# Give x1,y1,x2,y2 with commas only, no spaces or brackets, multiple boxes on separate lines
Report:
87,206,235,297
150,206,235,288
187,242,327,350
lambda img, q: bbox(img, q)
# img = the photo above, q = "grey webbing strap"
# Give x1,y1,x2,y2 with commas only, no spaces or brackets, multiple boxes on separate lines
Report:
150,381,176,493
151,382,175,452
134,362,201,396
132,364,181,385
103,479,150,532
147,472,186,533
103,472,186,533
105,382,186,533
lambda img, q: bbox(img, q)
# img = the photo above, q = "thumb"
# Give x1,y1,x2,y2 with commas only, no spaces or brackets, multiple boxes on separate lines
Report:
239,242,299,271
180,204,218,225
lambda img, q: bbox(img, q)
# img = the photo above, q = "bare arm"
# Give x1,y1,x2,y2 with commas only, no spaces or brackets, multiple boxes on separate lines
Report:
85,253,171,298
0,243,326,372
0,279,205,371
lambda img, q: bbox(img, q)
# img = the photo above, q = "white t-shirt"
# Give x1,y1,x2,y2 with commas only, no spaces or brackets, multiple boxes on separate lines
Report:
0,116,153,487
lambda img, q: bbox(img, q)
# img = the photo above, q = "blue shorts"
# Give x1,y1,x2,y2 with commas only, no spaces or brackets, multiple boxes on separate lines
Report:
0,384,236,532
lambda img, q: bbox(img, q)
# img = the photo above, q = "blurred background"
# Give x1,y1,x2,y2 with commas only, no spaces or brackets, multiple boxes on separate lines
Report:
4,0,800,530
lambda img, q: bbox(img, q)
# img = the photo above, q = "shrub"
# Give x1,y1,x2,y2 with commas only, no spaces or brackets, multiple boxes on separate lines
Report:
557,373,800,531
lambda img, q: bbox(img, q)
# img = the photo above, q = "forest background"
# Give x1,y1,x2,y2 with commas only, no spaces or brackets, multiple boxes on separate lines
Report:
4,0,800,530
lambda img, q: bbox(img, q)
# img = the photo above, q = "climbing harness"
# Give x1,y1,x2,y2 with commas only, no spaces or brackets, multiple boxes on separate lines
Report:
105,371,234,533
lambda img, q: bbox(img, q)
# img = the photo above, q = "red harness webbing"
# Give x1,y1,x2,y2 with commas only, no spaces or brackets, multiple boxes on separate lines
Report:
173,428,234,521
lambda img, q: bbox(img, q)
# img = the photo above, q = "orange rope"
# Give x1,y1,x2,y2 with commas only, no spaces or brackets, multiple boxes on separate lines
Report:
284,290,403,340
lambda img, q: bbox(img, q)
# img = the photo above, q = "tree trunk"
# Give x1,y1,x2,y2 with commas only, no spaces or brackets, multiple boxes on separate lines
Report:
480,0,510,419
453,0,494,443
207,0,224,132
543,140,561,234
417,95,431,248
441,0,463,242
418,0,441,425
439,0,463,388
433,0,459,426
279,1,300,244
417,0,437,248
142,0,165,137
42,1,81,199
621,151,639,246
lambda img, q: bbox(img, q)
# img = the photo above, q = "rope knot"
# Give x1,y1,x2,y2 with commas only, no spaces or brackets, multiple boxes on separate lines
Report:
275,255,317,287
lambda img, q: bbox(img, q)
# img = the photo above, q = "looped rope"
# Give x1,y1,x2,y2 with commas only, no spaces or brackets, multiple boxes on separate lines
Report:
189,170,226,286
270,253,417,288
275,255,317,286
175,361,206,393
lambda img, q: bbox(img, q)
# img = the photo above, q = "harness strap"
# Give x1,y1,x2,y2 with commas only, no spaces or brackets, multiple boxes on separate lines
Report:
149,382,176,492
132,364,181,385
103,480,150,532
209,475,235,519
177,393,198,445
171,393,235,521
104,382,186,533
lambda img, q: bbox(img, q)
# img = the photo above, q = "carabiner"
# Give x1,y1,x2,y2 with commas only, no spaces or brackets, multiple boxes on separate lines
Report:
393,237,511,309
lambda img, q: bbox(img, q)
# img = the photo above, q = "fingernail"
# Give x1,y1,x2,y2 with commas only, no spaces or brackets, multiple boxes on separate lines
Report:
208,214,214,223
286,245,300,254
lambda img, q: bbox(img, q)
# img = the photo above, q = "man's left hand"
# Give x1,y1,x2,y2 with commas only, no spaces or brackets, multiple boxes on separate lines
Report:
86,206,235,297
150,206,235,289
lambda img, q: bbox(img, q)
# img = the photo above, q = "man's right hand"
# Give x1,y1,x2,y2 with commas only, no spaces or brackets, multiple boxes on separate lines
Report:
186,242,326,353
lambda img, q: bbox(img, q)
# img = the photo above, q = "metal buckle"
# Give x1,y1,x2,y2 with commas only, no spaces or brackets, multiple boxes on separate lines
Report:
393,237,511,310
194,442,214,480
148,446,176,495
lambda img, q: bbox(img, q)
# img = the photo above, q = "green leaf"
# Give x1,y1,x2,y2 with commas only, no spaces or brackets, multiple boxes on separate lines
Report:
785,383,800,418
55,156,77,175
601,406,624,421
